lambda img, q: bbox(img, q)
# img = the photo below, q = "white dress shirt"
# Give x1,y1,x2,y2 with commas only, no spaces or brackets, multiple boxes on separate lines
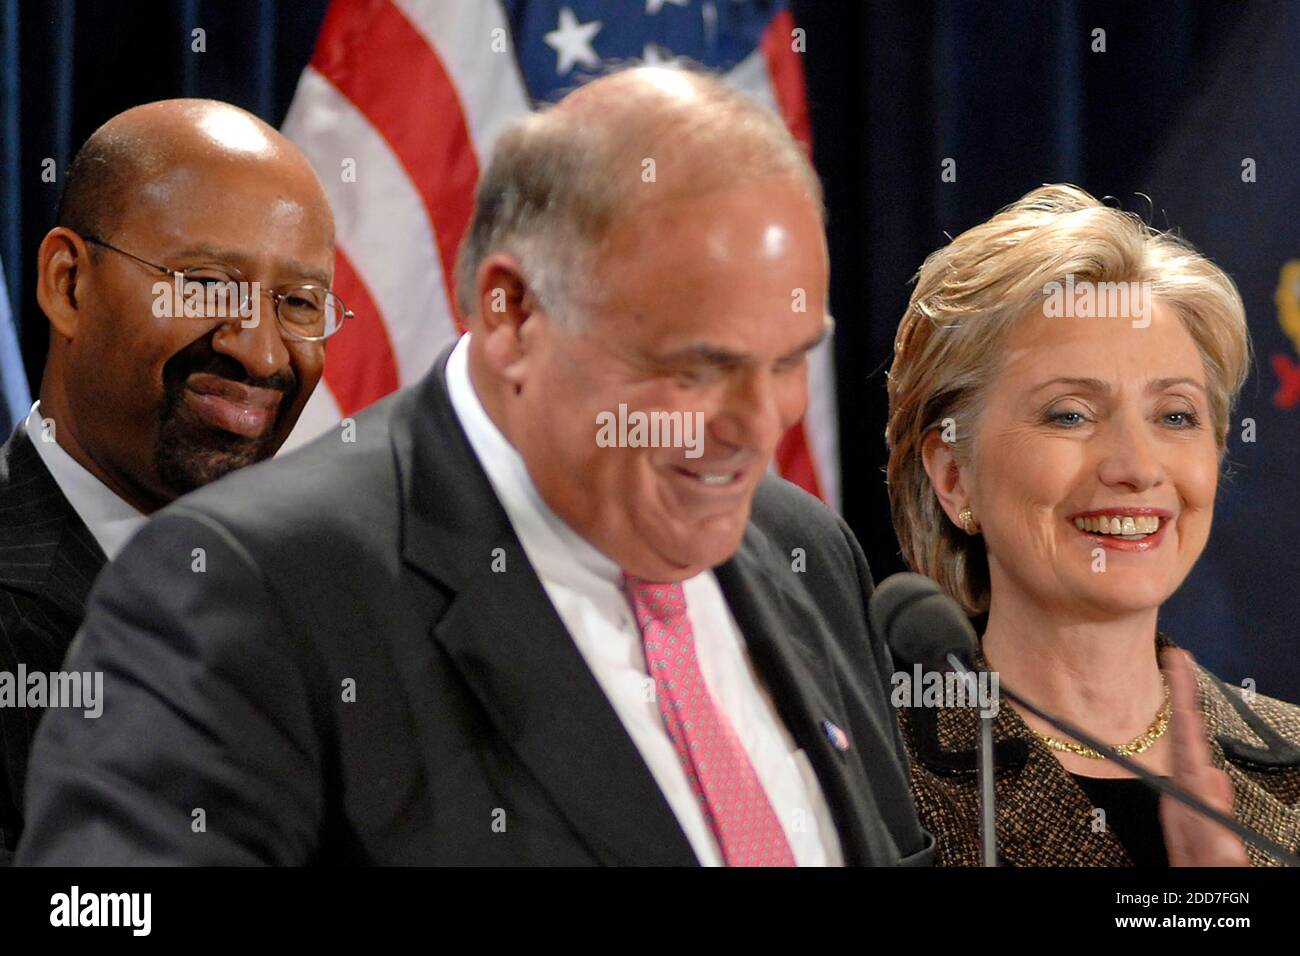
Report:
444,334,843,866
24,401,147,560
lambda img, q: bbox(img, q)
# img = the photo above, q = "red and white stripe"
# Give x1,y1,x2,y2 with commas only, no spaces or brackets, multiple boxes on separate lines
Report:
282,0,838,509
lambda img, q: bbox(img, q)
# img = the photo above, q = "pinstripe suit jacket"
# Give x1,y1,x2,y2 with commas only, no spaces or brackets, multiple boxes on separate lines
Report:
0,425,106,863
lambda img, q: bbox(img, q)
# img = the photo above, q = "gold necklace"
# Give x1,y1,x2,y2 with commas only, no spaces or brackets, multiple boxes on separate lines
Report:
1031,674,1171,759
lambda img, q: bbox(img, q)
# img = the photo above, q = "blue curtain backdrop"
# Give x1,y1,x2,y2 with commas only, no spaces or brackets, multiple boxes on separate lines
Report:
0,0,330,401
1,0,1297,699
794,0,1300,704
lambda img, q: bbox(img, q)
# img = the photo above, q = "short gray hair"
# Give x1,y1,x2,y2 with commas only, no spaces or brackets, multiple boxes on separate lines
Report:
454,65,823,324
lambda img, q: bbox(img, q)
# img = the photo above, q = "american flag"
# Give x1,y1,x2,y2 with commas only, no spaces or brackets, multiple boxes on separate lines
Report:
822,719,849,753
281,0,838,508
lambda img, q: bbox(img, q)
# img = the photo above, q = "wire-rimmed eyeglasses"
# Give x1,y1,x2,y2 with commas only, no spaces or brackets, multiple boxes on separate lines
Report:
82,235,353,342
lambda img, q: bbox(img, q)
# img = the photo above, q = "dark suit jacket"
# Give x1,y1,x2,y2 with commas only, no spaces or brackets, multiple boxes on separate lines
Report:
0,425,107,863
19,349,933,865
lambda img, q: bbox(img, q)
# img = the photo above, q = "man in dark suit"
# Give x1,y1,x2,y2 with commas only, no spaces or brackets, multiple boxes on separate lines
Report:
19,68,933,866
0,99,335,862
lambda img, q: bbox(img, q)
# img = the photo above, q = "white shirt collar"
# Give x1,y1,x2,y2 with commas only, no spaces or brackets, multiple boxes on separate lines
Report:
443,333,624,590
25,401,147,561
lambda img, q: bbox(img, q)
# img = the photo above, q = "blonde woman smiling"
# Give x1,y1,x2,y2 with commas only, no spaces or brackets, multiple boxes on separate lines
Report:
887,185,1300,866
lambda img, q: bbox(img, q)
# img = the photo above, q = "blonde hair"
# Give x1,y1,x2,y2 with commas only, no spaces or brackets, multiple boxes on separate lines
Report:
885,184,1251,614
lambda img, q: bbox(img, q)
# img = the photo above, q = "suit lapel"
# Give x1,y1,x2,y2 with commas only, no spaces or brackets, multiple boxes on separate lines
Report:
431,555,699,865
714,525,899,865
0,425,106,599
392,354,697,866
1196,668,1300,863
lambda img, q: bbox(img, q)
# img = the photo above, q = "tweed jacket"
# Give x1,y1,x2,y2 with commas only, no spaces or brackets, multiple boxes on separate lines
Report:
897,638,1300,866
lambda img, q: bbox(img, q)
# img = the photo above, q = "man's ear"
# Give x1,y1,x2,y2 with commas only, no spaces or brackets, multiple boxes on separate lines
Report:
473,253,543,388
36,228,93,341
921,428,973,531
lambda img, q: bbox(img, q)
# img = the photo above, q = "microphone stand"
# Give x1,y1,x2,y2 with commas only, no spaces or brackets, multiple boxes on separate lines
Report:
953,660,998,866
947,653,1300,867
978,689,995,865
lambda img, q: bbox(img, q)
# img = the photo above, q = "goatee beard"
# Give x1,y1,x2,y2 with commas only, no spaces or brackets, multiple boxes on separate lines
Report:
154,334,296,496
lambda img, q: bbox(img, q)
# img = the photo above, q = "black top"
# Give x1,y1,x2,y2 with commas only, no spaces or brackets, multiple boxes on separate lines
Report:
1071,773,1170,867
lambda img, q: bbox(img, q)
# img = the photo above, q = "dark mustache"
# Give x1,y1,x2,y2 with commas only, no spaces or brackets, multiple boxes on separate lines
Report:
163,334,297,396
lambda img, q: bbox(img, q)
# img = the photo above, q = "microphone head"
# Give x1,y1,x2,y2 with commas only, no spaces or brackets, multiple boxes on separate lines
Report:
869,572,978,670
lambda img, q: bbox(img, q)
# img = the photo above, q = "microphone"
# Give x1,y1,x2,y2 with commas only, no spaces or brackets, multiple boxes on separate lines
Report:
869,572,978,670
870,572,1300,867
872,573,996,865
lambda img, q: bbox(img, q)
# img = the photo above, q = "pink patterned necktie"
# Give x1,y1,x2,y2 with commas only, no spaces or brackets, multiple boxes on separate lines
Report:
623,575,796,867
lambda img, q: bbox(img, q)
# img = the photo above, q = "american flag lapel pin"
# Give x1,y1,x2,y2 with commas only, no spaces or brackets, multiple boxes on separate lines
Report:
823,719,850,752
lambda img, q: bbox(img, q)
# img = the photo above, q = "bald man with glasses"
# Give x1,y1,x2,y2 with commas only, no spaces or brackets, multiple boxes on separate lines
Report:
0,98,341,863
